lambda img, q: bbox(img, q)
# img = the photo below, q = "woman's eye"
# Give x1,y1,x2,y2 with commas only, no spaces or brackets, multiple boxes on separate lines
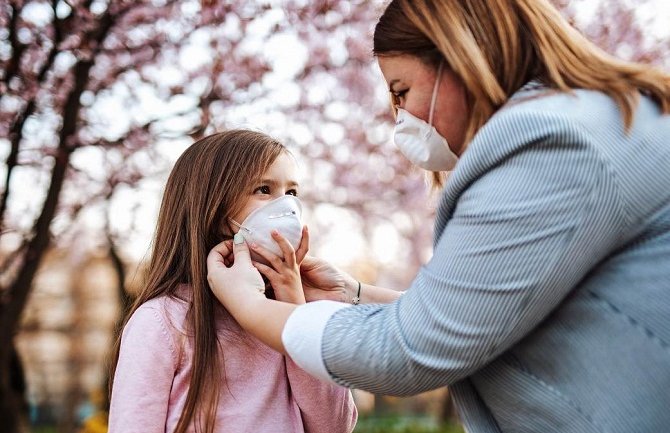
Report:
286,189,298,197
253,185,271,194
392,89,408,100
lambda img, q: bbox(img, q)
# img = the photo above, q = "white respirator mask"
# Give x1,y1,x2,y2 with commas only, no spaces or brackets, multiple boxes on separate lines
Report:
393,60,459,171
230,195,303,265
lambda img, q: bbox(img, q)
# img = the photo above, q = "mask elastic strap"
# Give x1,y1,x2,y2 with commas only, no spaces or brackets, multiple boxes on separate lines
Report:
428,59,444,127
229,219,251,234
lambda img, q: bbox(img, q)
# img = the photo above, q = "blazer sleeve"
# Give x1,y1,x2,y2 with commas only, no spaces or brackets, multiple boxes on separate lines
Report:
285,357,357,433
108,305,179,433
320,110,629,396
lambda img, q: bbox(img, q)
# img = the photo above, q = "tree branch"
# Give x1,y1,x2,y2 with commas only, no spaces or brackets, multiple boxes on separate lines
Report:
1,3,26,88
0,0,66,231
105,215,132,315
0,236,28,286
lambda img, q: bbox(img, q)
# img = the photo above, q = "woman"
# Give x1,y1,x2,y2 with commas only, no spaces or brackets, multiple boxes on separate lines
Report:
207,1,670,432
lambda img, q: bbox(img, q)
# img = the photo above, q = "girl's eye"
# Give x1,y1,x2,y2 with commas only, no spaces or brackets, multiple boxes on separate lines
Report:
286,189,298,197
253,185,271,194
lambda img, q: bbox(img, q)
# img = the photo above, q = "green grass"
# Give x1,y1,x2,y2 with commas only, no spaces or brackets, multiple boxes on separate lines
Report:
354,415,464,433
30,427,58,433
30,416,465,433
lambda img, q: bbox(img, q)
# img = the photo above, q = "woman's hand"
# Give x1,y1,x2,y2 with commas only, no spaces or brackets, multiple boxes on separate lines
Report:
207,235,300,354
300,256,357,303
251,228,308,304
207,236,267,320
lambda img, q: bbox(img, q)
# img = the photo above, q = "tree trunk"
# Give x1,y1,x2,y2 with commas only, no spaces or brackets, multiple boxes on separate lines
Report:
0,9,116,428
0,344,28,433
108,238,132,317
0,145,71,433
0,368,20,433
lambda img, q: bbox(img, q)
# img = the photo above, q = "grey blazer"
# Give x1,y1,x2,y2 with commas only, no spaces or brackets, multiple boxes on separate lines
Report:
322,84,670,432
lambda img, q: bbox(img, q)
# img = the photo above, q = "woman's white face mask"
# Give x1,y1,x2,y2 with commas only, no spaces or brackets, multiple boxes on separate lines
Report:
393,60,459,172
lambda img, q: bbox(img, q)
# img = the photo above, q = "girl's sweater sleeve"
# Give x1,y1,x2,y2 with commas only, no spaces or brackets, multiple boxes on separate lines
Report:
285,356,358,433
108,305,179,433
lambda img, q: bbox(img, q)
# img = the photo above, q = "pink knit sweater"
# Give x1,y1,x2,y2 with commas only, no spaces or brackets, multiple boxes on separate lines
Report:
109,289,357,433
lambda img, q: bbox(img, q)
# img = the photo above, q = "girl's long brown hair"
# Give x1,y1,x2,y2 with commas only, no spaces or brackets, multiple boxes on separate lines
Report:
109,130,286,433
374,0,670,185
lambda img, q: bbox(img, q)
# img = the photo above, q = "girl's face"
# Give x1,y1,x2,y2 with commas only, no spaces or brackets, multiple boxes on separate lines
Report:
230,151,300,227
377,54,469,156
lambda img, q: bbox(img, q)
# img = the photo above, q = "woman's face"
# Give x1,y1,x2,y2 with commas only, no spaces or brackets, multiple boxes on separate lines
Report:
377,54,469,156
230,151,300,227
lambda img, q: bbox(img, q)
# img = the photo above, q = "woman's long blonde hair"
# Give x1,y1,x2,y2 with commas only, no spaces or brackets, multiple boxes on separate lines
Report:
109,130,286,433
374,0,670,183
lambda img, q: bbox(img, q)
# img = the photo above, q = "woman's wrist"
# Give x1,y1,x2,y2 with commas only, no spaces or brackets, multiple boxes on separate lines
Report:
347,281,403,304
226,293,268,326
247,298,297,354
235,293,271,323
344,276,359,304
351,280,362,305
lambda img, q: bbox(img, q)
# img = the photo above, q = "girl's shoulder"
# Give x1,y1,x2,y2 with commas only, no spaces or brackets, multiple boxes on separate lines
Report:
131,289,191,335
141,289,190,313
119,297,182,371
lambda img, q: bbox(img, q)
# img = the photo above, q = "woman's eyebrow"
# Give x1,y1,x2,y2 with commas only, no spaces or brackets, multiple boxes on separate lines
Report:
388,79,400,92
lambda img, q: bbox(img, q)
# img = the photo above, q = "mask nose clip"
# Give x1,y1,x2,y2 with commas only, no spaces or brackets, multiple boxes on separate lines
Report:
268,210,297,219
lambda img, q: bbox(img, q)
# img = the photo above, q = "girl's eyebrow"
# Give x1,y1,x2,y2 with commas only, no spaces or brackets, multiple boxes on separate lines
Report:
259,179,299,187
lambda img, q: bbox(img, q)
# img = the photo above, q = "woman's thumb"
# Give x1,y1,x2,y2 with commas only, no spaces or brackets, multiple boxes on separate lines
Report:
233,232,252,263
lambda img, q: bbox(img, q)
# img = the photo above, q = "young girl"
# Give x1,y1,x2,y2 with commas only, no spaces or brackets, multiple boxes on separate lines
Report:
108,130,357,433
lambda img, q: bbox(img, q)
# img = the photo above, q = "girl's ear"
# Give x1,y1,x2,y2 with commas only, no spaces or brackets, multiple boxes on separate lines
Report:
219,219,237,241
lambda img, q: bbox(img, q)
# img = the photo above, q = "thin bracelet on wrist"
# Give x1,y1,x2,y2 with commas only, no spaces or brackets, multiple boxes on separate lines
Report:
352,280,361,305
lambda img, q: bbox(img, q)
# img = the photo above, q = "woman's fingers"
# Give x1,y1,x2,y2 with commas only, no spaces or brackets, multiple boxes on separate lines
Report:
207,236,266,312
295,226,309,264
207,239,233,270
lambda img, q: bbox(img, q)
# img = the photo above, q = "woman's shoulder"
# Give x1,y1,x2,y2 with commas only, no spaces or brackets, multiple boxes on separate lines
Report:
474,83,668,165
462,92,594,173
499,87,605,126
506,81,615,109
467,85,629,163
495,83,661,135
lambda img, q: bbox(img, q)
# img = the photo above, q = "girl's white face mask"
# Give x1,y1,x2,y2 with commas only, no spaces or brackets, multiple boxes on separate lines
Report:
393,60,459,172
230,195,303,265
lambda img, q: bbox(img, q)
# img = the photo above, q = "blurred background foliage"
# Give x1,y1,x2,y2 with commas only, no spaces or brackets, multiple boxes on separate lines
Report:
1,0,668,432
